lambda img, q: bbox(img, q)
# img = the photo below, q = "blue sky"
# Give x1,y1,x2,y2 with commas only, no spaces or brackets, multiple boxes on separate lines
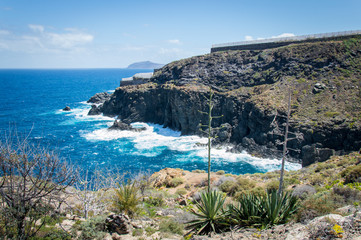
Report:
0,0,361,68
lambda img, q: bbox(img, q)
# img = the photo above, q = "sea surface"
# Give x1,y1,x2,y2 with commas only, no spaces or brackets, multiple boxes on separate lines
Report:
0,69,301,177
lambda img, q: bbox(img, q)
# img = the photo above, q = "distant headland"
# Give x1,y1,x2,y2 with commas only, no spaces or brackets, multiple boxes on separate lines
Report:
127,61,164,69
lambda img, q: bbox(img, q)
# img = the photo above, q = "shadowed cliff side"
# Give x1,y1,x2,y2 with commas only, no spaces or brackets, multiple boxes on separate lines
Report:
94,37,361,166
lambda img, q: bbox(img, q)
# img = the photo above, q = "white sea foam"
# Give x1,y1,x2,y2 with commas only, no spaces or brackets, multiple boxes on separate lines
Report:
194,147,301,171
81,121,301,172
63,102,302,173
58,104,115,125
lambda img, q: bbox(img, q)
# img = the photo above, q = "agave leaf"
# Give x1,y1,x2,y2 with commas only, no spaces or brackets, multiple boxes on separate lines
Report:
186,190,228,235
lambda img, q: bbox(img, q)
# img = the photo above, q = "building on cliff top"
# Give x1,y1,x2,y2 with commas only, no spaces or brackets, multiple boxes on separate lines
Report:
120,72,153,86
211,30,361,52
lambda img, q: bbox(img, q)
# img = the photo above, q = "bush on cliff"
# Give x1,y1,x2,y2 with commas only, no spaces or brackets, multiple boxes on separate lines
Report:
341,165,361,184
113,180,141,217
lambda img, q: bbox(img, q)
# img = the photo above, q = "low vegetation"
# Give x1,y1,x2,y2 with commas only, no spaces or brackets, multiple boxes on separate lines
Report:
1,129,361,239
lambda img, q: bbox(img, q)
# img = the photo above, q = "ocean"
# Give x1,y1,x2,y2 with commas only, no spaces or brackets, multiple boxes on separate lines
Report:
0,69,301,177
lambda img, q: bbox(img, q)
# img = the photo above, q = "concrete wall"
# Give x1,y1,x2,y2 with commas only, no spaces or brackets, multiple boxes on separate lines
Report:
211,30,361,52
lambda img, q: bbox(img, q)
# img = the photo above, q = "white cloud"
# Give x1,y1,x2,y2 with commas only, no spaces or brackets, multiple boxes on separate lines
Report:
122,32,137,39
245,35,253,41
159,47,181,54
244,33,296,42
0,25,94,55
0,30,10,35
25,25,94,50
29,24,44,33
120,45,145,51
271,33,295,38
47,32,93,49
167,39,181,45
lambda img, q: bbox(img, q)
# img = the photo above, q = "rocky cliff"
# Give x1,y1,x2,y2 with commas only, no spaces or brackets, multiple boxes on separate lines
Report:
92,37,361,166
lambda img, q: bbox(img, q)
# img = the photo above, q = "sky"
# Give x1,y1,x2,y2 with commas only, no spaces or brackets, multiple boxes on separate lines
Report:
0,0,361,68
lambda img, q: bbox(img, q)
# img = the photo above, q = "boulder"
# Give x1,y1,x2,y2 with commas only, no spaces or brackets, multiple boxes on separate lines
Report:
63,106,71,111
108,120,146,132
215,123,232,143
105,214,132,235
88,105,102,115
87,92,111,104
292,185,316,200
312,82,326,94
302,144,335,167
150,168,184,188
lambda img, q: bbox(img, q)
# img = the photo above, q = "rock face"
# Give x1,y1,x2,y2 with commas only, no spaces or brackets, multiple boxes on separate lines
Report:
63,106,71,111
105,214,132,235
90,38,361,166
108,120,146,132
88,105,102,115
150,168,184,188
87,92,111,104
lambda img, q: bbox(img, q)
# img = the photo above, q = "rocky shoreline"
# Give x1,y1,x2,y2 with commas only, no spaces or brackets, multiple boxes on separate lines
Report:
88,38,361,167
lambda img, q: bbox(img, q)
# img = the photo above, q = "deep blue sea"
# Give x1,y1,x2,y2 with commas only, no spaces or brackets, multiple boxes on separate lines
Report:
0,69,301,177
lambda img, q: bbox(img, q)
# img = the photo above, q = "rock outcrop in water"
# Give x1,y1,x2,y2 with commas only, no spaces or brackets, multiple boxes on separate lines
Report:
87,92,111,104
89,38,361,166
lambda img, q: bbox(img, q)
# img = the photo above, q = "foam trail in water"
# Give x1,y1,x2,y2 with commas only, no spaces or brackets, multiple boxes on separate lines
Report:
81,122,301,172
58,103,115,125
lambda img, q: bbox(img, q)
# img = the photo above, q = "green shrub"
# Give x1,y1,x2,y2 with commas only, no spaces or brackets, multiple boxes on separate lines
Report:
332,185,361,204
113,180,141,217
168,177,184,187
309,174,325,186
30,227,71,240
324,112,340,118
73,215,107,240
216,170,225,175
132,228,144,236
295,192,339,223
159,219,184,235
250,186,266,196
144,226,156,236
186,190,228,235
176,188,188,196
234,187,266,201
237,177,256,190
284,176,301,185
219,180,238,195
266,180,279,191
341,165,361,184
143,196,164,207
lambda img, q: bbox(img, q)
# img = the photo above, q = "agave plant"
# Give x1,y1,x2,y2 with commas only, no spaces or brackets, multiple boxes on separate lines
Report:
262,190,299,227
226,193,264,227
186,190,228,235
227,190,299,229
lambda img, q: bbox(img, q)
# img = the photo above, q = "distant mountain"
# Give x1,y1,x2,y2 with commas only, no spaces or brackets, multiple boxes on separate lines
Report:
127,61,164,69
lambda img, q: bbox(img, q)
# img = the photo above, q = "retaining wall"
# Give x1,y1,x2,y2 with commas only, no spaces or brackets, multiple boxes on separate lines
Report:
211,30,361,52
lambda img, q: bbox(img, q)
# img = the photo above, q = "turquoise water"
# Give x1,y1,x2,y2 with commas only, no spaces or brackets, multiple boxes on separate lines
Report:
0,69,301,177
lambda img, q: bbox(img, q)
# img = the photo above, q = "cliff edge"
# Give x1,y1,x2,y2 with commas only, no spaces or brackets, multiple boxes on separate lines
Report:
92,37,361,166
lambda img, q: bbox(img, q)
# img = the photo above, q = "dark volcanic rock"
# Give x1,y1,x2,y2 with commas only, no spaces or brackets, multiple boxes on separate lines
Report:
87,92,111,104
88,105,102,115
105,214,132,235
91,39,361,166
108,120,146,132
63,106,71,111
